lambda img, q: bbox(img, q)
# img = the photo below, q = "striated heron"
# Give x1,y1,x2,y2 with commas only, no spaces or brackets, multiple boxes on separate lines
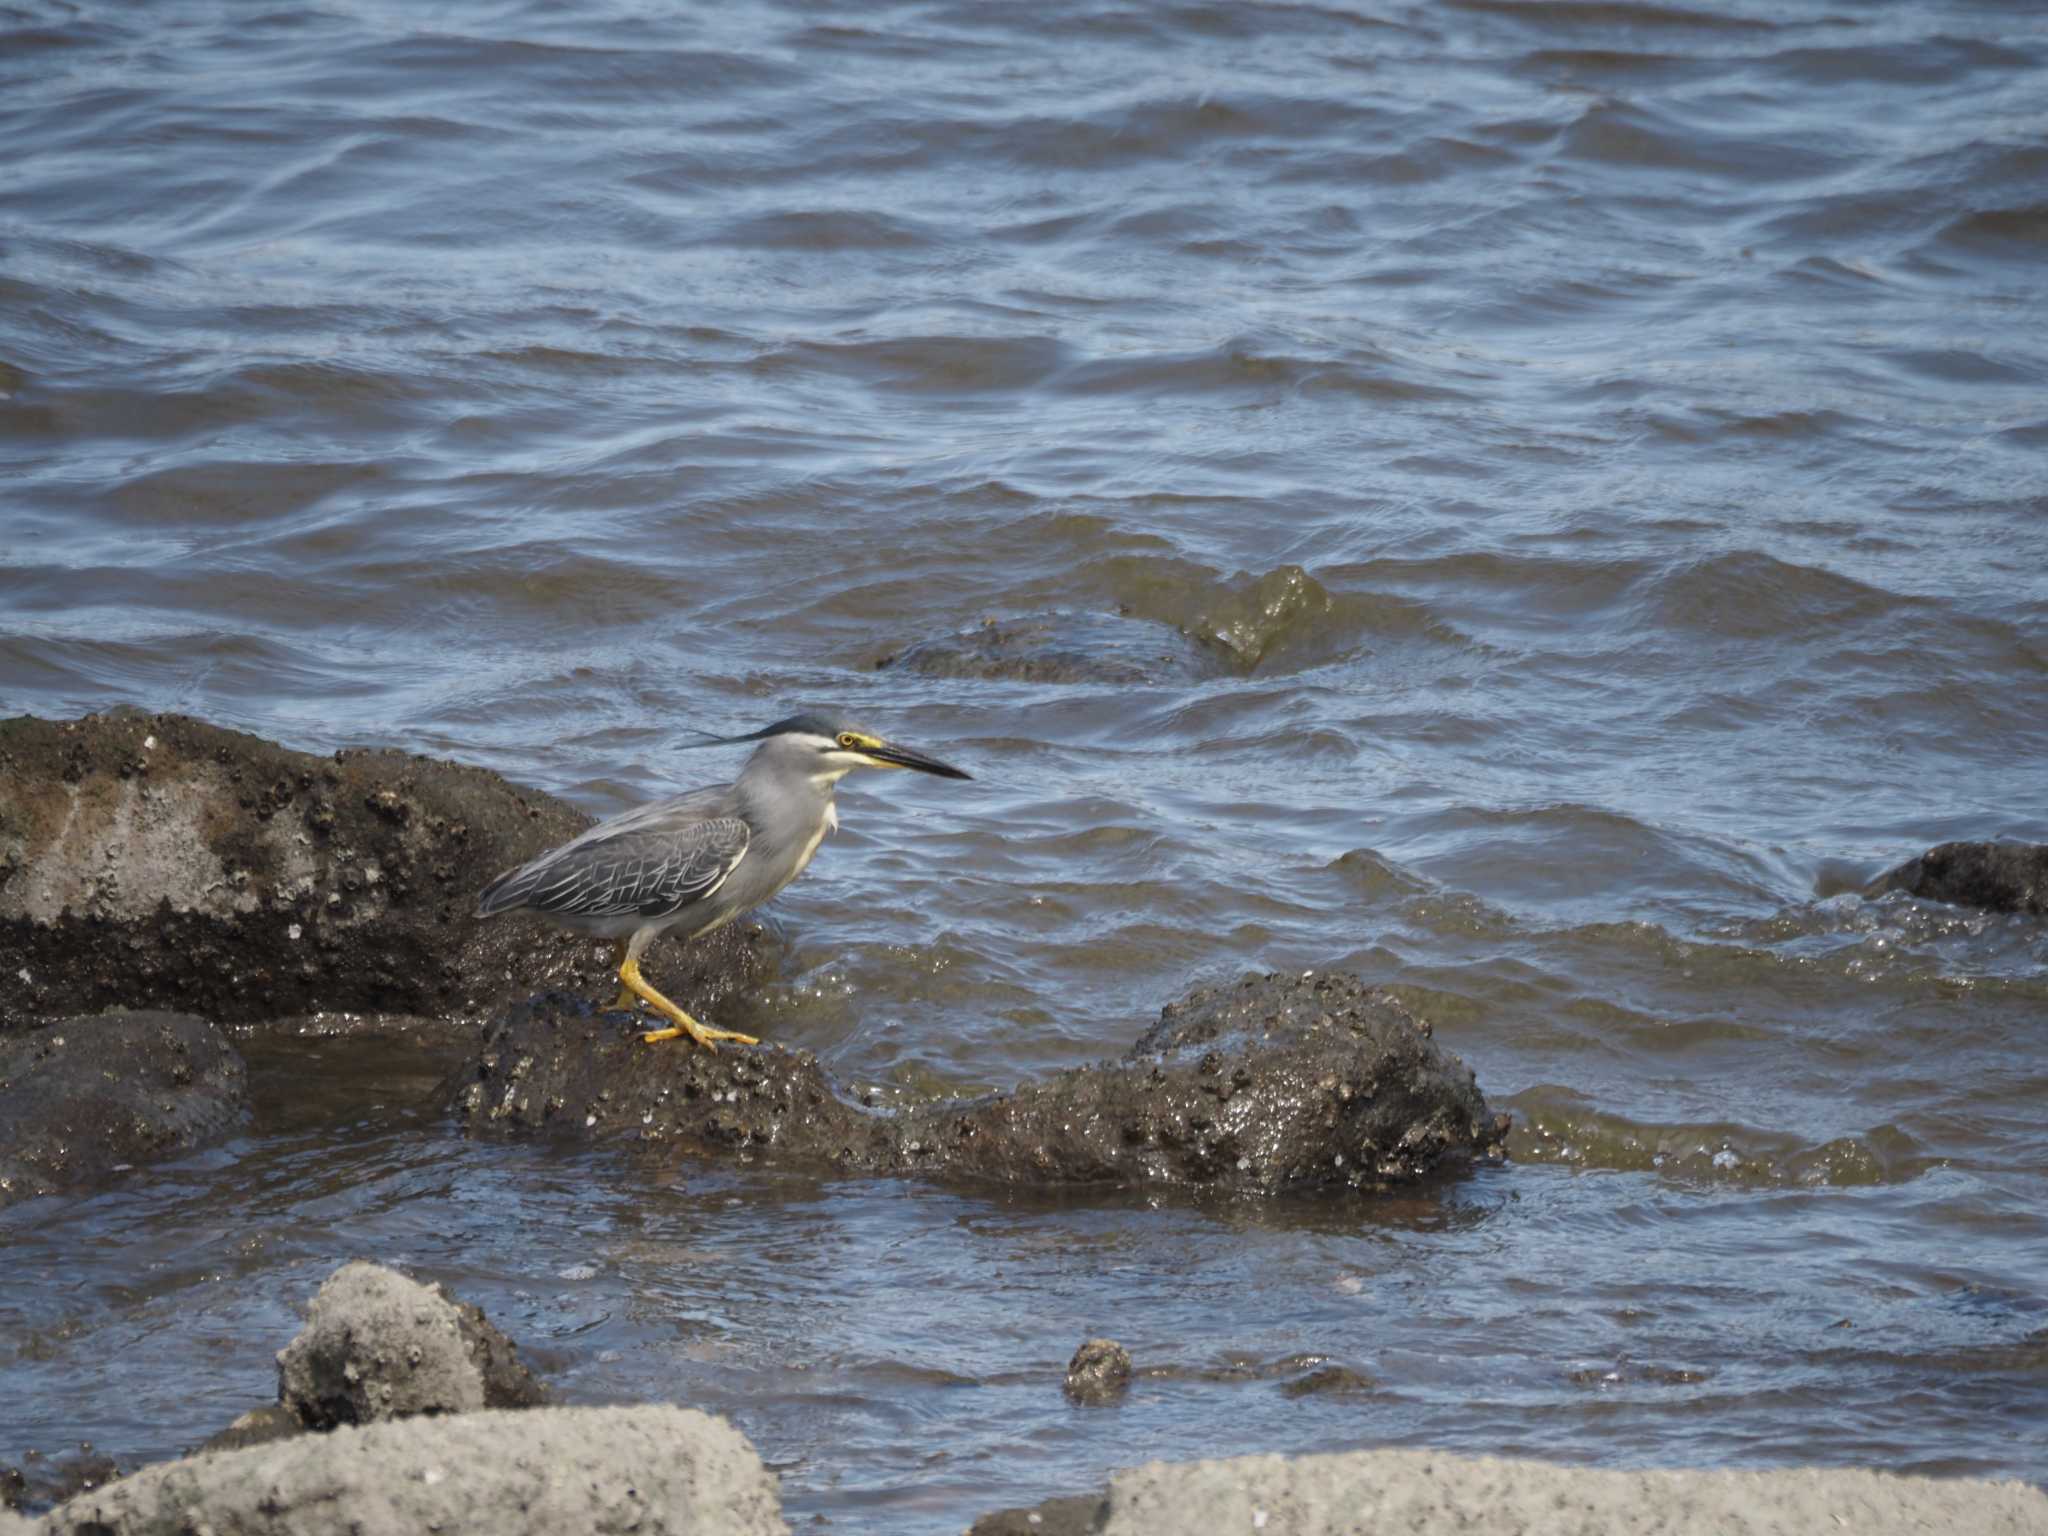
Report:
477,713,971,1049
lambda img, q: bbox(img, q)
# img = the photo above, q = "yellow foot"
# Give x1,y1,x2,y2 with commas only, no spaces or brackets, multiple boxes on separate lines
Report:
611,987,637,1011
640,1019,760,1050
614,952,758,1051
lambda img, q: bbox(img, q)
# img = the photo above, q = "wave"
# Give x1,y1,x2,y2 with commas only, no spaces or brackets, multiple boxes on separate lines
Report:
1504,1086,1928,1187
1644,550,1907,640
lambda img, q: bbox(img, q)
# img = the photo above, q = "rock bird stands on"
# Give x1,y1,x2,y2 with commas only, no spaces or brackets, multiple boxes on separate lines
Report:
477,713,971,1049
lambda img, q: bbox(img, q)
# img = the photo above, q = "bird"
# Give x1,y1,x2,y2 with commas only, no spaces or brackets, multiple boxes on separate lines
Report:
476,712,971,1049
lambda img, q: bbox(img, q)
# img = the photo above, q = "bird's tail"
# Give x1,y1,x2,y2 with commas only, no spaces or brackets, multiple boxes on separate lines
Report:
474,861,533,919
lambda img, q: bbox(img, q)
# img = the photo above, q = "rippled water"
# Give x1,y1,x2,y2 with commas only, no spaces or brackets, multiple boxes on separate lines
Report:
4,0,2047,1526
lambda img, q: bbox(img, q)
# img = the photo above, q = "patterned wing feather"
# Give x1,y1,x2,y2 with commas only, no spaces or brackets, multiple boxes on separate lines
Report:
478,815,749,921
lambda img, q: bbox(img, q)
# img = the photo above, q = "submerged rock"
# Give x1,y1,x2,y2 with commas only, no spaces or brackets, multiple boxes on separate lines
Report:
275,1261,544,1429
1063,1339,1133,1405
1865,841,2048,917
876,611,1230,685
0,712,775,1030
0,1012,246,1208
1278,1364,1376,1398
449,972,1507,1196
38,1405,787,1536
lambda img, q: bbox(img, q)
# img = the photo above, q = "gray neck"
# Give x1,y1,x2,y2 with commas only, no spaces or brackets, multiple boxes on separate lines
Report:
739,736,841,836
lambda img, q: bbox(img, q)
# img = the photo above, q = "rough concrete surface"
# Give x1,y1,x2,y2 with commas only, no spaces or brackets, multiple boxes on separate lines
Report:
35,1405,787,1536
0,711,776,1030
449,972,1507,1195
1866,840,2048,916
276,1260,544,1428
0,1011,246,1207
1090,1448,2048,1536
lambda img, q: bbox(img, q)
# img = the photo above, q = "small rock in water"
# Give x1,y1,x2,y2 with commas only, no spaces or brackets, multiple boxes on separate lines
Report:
1863,840,2048,917
1063,1338,1132,1404
276,1261,544,1428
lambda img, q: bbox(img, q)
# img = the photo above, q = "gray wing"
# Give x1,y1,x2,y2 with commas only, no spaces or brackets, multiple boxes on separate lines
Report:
478,809,750,921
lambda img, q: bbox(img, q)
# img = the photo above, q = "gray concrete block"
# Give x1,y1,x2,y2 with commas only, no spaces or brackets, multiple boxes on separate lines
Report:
35,1404,786,1536
1098,1448,2048,1536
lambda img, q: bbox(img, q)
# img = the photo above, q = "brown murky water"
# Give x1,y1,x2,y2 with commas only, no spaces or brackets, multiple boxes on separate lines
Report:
3,0,2047,1527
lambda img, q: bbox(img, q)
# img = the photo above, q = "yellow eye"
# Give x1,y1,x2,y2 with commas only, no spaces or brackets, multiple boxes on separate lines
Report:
837,732,859,750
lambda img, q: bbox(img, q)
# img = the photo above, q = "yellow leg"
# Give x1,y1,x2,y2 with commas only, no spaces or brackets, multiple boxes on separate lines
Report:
617,954,757,1051
608,941,635,1011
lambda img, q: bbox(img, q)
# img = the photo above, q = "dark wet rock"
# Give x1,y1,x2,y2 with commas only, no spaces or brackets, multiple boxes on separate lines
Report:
967,1494,1109,1536
449,972,1508,1196
1278,1364,1376,1398
0,1012,246,1208
0,1449,123,1521
876,611,1231,685
0,712,776,1030
1063,1338,1133,1404
1143,1349,1355,1388
195,1405,304,1457
275,1260,544,1429
38,1405,788,1536
444,1291,548,1411
1865,841,2048,916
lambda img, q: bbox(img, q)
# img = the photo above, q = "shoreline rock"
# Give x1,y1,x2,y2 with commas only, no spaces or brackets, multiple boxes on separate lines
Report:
0,712,774,1031
976,1448,2048,1536
36,1405,787,1536
21,1261,779,1535
449,971,1509,1196
1865,840,2048,916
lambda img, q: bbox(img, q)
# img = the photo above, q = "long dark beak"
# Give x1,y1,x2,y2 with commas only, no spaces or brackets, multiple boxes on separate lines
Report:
867,740,972,780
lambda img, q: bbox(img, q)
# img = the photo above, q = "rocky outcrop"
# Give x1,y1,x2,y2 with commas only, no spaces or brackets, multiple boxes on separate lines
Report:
1865,841,2048,916
0,1012,246,1208
35,1406,787,1536
276,1261,544,1429
449,972,1508,1196
0,712,775,1030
